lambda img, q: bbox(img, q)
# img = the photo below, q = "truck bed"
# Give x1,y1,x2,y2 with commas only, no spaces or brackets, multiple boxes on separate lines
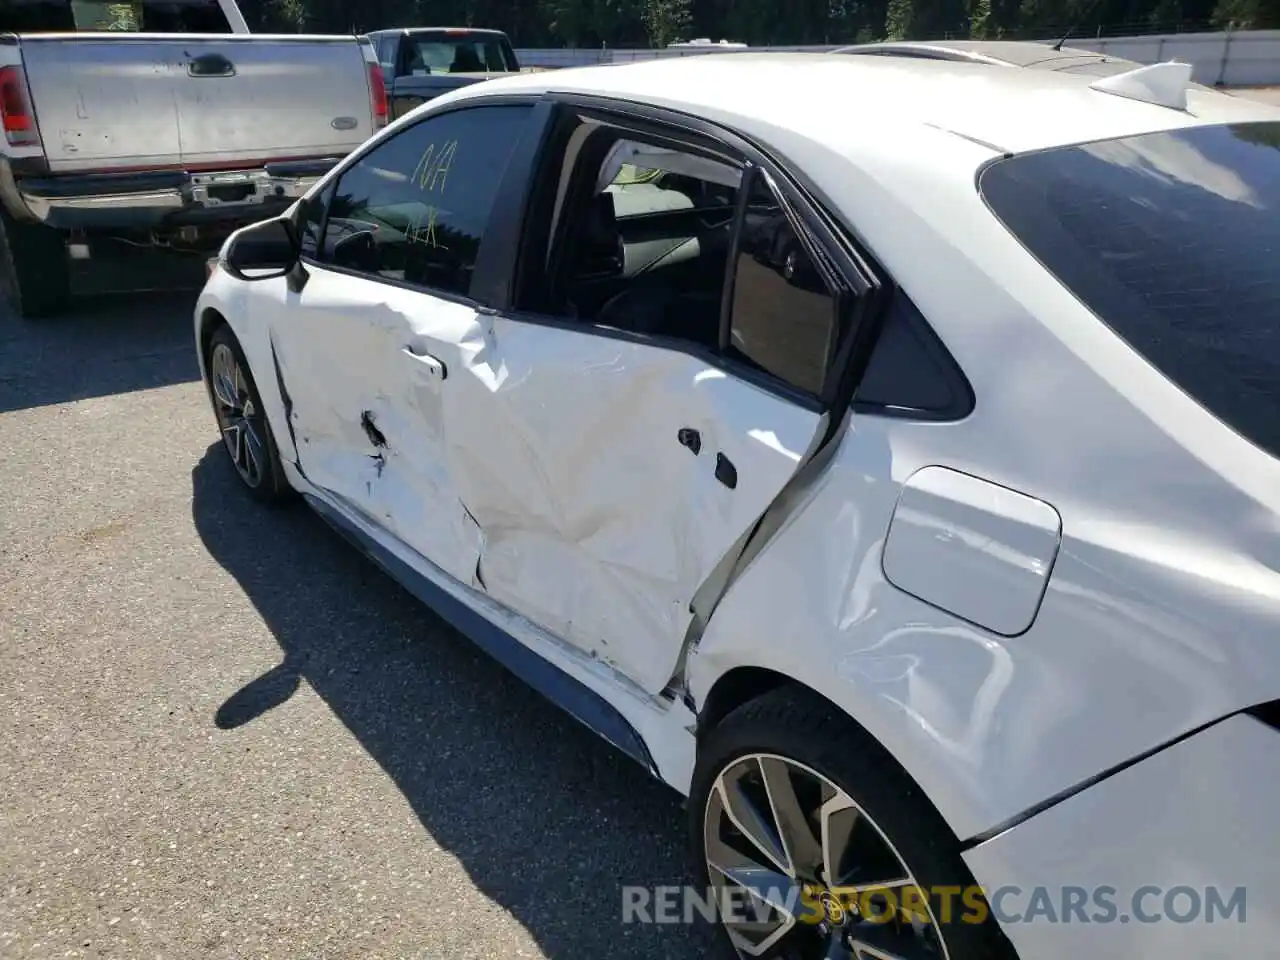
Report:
14,33,377,174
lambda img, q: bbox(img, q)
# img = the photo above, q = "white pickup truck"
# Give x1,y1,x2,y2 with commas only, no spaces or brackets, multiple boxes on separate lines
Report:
0,0,388,317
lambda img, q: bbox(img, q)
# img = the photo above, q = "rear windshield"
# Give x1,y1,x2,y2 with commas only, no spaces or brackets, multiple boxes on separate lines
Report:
0,0,232,32
979,122,1280,457
399,30,517,74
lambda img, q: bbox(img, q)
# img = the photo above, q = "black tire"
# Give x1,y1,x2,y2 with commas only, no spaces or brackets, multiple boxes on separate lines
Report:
690,686,1017,960
206,323,295,504
0,207,70,319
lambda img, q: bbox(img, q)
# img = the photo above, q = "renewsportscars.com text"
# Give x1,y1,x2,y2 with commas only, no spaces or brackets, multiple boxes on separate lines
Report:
621,884,1248,926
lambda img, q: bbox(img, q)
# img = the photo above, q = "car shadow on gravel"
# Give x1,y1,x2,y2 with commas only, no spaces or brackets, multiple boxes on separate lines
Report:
0,251,206,414
191,443,720,960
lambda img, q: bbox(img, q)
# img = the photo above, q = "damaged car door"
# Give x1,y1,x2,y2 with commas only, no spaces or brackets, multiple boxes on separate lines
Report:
439,121,861,696
264,102,546,587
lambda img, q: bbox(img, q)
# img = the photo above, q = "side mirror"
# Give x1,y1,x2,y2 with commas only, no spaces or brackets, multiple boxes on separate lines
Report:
224,217,300,281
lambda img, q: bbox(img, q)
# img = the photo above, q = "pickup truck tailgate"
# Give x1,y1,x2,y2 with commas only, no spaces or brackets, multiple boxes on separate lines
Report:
19,36,184,172
19,34,374,174
172,37,373,168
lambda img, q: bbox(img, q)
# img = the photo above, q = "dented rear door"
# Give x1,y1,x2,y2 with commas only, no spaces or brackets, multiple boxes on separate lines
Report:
442,317,825,695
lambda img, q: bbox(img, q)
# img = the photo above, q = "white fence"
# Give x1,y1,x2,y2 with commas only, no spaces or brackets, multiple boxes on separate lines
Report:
516,28,1280,86
1064,29,1280,85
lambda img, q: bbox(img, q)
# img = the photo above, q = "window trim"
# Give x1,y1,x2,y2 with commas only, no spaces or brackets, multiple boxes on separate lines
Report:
295,95,548,308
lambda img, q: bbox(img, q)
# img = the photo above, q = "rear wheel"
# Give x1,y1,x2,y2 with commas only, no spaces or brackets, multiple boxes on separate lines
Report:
0,208,69,319
207,324,294,503
691,687,1016,960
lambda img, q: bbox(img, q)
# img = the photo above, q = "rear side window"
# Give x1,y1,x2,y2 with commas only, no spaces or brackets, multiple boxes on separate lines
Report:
375,35,397,72
318,104,532,297
0,0,233,31
398,31,517,75
980,123,1280,457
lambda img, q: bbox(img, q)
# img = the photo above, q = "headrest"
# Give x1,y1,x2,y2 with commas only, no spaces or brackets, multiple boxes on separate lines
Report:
581,191,618,247
575,191,622,277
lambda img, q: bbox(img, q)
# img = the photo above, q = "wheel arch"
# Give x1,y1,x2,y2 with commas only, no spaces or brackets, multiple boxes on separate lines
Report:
197,305,228,375
695,665,794,739
695,667,910,793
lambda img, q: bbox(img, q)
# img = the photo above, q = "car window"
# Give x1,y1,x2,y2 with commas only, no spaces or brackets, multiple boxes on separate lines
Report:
728,171,838,395
527,127,846,397
399,32,516,75
376,36,397,73
543,133,740,350
980,122,1280,458
316,104,533,298
856,292,971,417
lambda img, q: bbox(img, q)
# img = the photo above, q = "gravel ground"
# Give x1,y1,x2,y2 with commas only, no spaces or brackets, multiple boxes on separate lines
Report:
0,255,715,959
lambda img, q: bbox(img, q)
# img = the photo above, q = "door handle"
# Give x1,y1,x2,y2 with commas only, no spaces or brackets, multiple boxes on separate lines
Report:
403,346,447,380
677,427,701,455
188,53,235,77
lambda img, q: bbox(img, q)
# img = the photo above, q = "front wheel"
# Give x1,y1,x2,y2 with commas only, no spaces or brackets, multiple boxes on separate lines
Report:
206,324,294,503
690,687,1016,960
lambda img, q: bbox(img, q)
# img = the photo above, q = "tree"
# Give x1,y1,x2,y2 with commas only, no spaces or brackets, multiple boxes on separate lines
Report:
242,0,1250,50
885,0,967,37
548,0,646,46
642,0,693,46
1212,0,1280,27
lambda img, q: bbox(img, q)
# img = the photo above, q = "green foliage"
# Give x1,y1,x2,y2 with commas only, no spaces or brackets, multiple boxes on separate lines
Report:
236,0,1257,47
642,0,692,45
1211,0,1280,28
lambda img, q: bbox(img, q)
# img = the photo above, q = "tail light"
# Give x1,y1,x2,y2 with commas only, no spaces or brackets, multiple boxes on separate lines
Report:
0,65,39,147
368,63,388,129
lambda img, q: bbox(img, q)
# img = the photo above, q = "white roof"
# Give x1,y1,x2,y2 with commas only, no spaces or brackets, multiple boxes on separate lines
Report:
446,52,1280,156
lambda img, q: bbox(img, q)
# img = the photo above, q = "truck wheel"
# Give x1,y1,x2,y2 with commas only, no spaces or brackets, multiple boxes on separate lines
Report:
690,686,1017,960
0,208,70,319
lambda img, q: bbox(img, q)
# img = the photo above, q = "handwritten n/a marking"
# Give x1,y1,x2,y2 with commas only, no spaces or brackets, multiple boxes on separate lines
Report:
427,140,456,192
411,139,458,194
411,142,437,191
408,205,446,249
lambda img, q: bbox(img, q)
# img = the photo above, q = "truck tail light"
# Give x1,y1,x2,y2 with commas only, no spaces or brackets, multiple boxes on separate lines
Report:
368,63,388,129
0,65,39,147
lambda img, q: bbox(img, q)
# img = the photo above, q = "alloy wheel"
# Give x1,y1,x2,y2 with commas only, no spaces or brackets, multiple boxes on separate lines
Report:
210,341,266,489
704,753,950,960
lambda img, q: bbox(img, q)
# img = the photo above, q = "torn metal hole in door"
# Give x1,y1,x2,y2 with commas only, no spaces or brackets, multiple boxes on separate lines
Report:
360,409,388,448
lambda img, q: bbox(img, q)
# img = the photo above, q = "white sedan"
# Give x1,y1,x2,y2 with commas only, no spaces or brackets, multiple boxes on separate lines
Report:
195,52,1280,960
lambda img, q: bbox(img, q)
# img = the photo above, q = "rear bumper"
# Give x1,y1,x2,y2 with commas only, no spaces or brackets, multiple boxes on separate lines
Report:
0,158,339,230
963,714,1280,959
